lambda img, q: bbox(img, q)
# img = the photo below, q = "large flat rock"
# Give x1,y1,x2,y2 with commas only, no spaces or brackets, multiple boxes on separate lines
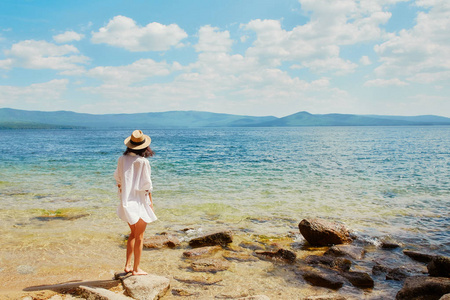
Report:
120,274,170,300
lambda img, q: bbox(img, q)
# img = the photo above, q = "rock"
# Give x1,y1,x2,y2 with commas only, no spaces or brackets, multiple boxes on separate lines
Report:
174,274,223,285
440,294,450,300
183,246,222,258
381,241,401,249
396,276,450,300
302,295,347,300
78,285,133,300
222,251,259,262
403,250,436,263
304,255,351,272
120,274,170,300
238,241,265,251
428,256,450,278
143,235,180,249
298,219,352,246
341,271,374,288
188,231,233,248
324,245,365,260
372,262,391,276
171,288,198,297
235,296,270,300
254,249,296,263
190,257,231,273
386,268,410,281
302,268,345,290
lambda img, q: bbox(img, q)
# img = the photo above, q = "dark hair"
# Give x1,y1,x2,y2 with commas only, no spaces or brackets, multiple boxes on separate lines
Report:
124,146,154,158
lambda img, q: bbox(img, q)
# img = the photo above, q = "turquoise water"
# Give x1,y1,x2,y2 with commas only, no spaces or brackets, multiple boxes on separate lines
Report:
1,126,449,255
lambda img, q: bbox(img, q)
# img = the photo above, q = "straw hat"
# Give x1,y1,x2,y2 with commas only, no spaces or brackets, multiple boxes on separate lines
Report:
124,130,151,150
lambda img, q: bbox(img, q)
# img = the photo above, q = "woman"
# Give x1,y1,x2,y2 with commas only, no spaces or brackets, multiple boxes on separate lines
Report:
114,130,157,275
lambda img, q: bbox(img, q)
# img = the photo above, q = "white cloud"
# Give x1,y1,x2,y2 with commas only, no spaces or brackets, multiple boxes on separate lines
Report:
86,58,180,84
364,78,408,86
0,79,68,106
53,31,85,43
194,25,233,53
360,56,372,65
0,40,89,71
374,0,450,83
240,0,401,73
91,15,187,52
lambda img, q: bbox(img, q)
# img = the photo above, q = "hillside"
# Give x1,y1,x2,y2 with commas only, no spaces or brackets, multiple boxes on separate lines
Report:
1,108,449,128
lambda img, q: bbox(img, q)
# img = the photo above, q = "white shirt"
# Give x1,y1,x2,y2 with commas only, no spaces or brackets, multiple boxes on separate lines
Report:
114,153,157,225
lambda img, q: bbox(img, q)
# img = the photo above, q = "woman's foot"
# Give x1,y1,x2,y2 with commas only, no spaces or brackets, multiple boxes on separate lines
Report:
132,268,148,276
124,264,133,273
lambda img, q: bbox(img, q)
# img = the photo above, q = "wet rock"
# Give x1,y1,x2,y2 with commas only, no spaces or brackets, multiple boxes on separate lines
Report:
254,248,296,263
396,276,450,300
324,244,365,260
174,274,223,285
381,241,401,249
403,250,436,263
222,251,259,262
171,288,198,297
302,296,347,300
188,231,233,248
120,274,170,300
304,255,351,272
183,246,222,258
372,262,391,276
78,285,133,300
386,268,410,281
341,271,374,289
302,268,345,290
428,255,450,278
298,219,352,246
143,234,180,249
235,296,270,300
238,241,265,251
190,257,231,273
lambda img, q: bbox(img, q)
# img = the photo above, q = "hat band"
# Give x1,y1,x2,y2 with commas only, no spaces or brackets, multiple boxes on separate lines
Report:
130,138,146,146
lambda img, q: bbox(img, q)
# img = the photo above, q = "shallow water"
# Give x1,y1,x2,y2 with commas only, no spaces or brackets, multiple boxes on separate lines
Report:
0,126,449,298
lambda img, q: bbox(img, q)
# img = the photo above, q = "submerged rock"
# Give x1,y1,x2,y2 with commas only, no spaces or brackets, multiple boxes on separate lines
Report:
78,285,132,300
298,219,352,246
396,276,450,300
222,250,259,262
188,231,233,248
120,274,170,300
428,255,450,278
254,248,297,263
143,234,180,249
324,244,365,260
190,257,231,273
341,271,374,289
302,296,347,300
302,268,345,290
183,245,222,258
386,268,410,281
403,250,435,263
305,255,351,272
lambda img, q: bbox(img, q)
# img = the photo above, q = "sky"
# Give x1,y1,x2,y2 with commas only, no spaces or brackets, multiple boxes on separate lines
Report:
0,0,449,117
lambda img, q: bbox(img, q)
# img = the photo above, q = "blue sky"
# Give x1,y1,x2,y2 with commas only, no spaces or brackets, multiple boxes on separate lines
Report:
0,0,449,117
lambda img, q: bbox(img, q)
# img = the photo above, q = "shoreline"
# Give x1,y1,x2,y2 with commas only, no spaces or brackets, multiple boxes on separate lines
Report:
2,218,447,300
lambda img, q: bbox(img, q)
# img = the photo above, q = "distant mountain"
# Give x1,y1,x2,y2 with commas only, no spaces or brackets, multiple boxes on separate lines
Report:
253,111,450,127
0,108,277,129
0,108,449,129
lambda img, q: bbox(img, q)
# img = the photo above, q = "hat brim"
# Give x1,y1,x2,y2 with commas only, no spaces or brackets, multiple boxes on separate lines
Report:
124,135,151,150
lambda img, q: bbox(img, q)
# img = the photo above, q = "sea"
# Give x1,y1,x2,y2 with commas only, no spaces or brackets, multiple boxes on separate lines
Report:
1,126,449,298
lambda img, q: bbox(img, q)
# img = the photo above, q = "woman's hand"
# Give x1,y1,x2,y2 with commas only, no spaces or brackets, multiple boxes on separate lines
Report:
148,192,154,210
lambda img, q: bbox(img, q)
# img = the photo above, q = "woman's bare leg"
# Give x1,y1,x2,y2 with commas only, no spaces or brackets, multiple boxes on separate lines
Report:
124,223,136,273
132,219,148,275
